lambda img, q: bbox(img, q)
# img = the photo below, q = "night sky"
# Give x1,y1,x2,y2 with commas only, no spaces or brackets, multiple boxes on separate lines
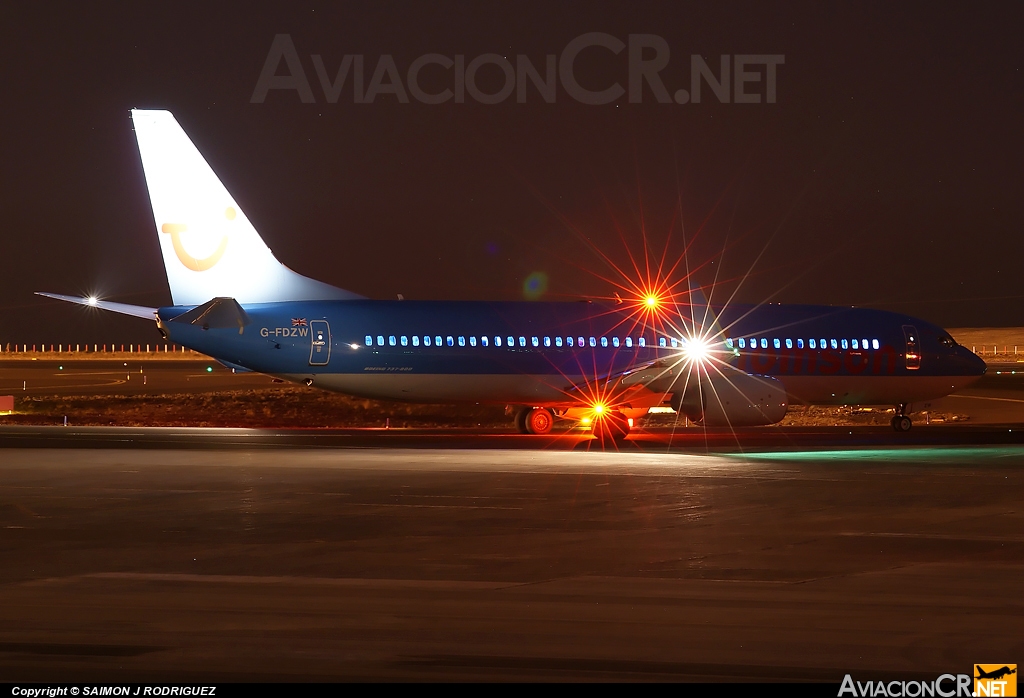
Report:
2,2,1022,345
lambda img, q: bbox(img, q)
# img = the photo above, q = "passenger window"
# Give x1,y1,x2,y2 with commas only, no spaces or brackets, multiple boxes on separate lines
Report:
601,337,608,348
809,339,816,349
469,336,477,347
435,336,442,347
518,336,526,347
424,336,432,347
773,338,781,349
612,337,620,348
587,337,595,347
544,337,551,347
872,339,880,350
841,339,848,350
377,335,384,346
578,336,586,347
531,337,539,347
566,336,574,347
446,336,454,347
862,338,869,349
738,338,746,349
851,339,859,350
625,337,632,348
412,336,420,347
400,336,408,347
494,336,501,347
785,339,793,349
830,339,838,350
639,337,646,348
820,339,827,349
797,339,804,349
388,336,396,346
555,336,563,347
365,335,372,346
481,336,489,347
507,336,515,347
458,336,465,346
671,338,679,348
659,338,667,347
760,338,768,349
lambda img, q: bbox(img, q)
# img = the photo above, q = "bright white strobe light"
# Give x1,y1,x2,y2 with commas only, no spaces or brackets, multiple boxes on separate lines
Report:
682,337,711,363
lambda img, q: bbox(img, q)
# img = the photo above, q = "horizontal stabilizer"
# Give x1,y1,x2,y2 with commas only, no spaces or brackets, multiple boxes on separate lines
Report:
168,297,250,333
36,292,157,320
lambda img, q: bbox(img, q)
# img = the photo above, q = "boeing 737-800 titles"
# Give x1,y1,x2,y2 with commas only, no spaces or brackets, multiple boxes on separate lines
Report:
40,110,986,439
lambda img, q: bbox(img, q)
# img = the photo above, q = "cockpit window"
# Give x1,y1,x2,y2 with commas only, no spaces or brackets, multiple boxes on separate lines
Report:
938,335,955,348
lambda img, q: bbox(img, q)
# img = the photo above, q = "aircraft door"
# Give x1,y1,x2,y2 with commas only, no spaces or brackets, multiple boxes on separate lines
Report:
902,325,920,370
309,320,330,365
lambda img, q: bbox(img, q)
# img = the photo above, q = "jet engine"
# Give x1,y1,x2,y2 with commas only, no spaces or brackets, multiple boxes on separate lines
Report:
670,370,788,427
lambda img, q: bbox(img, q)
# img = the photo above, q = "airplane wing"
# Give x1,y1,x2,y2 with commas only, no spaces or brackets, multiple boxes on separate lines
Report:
36,292,158,320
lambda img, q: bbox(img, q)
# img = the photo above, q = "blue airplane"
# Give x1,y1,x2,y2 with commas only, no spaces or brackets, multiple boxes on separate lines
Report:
39,110,986,438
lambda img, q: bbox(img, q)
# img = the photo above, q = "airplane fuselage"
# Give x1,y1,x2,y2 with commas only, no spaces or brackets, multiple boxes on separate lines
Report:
158,300,986,409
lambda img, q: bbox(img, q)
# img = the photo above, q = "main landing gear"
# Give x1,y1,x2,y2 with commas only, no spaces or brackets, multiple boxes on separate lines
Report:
891,403,912,432
514,407,555,435
512,406,632,441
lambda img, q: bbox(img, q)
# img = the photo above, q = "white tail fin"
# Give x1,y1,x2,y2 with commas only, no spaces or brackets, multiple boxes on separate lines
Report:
130,109,362,306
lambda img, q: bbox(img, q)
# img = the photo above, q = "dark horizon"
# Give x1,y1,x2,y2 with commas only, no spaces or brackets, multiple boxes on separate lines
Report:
2,2,1022,345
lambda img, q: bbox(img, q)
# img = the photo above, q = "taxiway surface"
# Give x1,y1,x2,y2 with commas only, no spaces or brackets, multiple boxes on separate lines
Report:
0,439,1020,681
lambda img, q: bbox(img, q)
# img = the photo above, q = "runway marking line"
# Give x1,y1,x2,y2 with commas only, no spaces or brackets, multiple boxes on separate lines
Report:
343,502,524,510
32,572,515,590
948,393,1024,403
840,531,1024,542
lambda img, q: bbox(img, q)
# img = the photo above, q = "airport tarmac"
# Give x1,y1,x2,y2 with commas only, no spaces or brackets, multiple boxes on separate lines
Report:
0,436,1020,681
0,359,1021,681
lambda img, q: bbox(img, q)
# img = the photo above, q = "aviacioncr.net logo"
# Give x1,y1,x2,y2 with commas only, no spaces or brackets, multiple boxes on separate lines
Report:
975,665,1017,697
839,673,973,697
160,206,236,272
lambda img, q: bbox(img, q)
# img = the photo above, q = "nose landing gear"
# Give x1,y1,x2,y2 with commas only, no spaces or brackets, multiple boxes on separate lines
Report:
592,412,631,442
891,403,912,432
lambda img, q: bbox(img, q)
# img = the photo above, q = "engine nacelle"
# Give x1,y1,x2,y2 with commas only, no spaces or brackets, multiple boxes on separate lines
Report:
671,370,788,427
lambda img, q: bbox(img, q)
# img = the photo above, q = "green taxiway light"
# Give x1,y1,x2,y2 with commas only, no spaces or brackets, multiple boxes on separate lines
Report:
206,366,213,372
730,446,1024,462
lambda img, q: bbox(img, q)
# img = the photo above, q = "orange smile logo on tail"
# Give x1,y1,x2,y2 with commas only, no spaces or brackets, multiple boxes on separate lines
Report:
160,206,235,272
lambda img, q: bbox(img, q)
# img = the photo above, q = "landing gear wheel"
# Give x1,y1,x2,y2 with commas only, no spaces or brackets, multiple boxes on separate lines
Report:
524,408,554,435
592,413,630,442
891,415,912,432
513,408,530,434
